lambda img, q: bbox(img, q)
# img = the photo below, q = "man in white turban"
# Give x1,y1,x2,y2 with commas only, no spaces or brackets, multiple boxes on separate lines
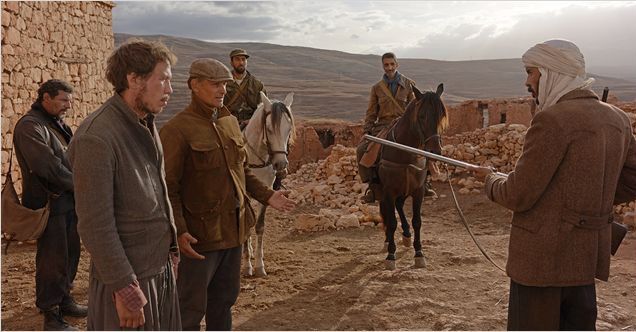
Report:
470,39,636,330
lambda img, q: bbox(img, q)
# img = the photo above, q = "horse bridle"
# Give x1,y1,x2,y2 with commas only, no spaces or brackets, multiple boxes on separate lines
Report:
247,105,292,169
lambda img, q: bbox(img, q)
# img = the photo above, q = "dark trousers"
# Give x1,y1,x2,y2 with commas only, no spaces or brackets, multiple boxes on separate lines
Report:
35,210,81,310
507,280,597,331
177,246,242,331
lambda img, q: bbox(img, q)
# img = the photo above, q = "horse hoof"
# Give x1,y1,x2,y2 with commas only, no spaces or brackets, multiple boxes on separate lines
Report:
414,256,427,268
384,260,396,270
381,242,389,253
402,236,411,247
243,267,253,277
255,267,267,277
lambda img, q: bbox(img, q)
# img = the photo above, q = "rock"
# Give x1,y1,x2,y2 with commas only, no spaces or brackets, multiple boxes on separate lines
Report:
335,214,360,229
294,214,333,232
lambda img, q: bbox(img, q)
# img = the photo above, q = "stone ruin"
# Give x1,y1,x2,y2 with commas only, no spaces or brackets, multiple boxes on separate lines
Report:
1,1,115,194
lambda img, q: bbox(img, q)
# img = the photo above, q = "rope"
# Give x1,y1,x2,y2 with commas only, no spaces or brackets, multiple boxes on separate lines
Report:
444,164,506,273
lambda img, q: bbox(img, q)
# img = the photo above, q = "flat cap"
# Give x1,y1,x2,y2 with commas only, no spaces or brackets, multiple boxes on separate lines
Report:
229,49,250,59
189,58,232,82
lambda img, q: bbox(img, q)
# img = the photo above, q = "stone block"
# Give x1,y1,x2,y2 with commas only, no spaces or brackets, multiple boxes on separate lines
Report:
336,214,360,229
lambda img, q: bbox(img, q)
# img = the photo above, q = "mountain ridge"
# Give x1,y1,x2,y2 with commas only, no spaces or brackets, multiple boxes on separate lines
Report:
114,33,636,125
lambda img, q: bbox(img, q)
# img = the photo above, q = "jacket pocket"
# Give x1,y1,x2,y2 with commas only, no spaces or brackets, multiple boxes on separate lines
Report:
229,136,247,166
184,201,223,242
190,142,222,170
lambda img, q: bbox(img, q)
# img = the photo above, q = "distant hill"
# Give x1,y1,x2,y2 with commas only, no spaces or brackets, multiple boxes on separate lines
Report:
115,33,636,126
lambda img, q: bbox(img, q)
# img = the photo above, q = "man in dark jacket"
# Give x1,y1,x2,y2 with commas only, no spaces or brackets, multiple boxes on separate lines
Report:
160,58,295,331
13,79,87,330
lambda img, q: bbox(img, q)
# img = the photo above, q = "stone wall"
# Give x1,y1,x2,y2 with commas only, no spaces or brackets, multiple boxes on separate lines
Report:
1,1,114,193
445,97,535,136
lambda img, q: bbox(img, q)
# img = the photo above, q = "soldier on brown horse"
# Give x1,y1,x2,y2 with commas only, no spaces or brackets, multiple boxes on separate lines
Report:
365,84,448,270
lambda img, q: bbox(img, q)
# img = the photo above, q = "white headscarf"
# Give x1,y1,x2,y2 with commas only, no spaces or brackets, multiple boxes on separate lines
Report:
522,39,594,111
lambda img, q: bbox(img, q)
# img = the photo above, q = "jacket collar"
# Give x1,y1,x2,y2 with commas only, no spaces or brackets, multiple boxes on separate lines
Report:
187,93,232,121
557,88,599,104
109,93,155,129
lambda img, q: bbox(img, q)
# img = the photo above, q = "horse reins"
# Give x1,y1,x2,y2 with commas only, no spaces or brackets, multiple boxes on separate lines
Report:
246,104,292,169
443,164,506,273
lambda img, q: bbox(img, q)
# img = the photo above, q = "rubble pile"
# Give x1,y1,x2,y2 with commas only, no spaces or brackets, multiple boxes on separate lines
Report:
284,145,382,232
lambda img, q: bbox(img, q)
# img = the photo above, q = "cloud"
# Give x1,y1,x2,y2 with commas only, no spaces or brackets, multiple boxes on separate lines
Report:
112,1,636,68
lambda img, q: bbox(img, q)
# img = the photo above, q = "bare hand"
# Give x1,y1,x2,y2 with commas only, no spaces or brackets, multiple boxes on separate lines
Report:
114,291,145,329
170,252,180,280
177,232,205,260
267,190,296,212
428,161,440,177
468,165,495,182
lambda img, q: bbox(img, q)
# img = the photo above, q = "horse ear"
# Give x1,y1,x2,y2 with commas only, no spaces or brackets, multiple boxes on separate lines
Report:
260,91,272,109
436,83,444,96
413,85,423,99
283,92,294,108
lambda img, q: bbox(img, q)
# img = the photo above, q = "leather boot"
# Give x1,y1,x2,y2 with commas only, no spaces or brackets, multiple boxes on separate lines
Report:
60,297,88,318
42,307,78,331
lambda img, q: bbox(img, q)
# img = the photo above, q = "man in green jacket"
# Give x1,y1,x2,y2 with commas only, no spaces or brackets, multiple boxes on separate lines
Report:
224,48,267,128
160,58,295,331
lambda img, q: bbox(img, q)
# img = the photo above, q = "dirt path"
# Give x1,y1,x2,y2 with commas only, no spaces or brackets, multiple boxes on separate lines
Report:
2,186,635,330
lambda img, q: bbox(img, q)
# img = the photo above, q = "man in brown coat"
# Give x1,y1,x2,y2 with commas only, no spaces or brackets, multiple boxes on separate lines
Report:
470,39,636,330
160,58,295,331
357,52,428,202
68,40,181,330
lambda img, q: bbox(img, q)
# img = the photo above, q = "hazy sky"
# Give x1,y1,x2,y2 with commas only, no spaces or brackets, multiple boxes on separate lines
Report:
113,1,636,68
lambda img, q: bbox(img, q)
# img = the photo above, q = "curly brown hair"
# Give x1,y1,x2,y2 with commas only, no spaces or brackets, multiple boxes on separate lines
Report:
106,39,177,93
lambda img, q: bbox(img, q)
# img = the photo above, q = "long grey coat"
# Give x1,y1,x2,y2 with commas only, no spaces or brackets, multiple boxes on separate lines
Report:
68,94,177,289
486,89,636,287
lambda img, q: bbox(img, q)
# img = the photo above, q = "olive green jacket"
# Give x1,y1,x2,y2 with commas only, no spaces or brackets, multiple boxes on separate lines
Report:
224,70,267,121
160,94,274,252
364,75,415,135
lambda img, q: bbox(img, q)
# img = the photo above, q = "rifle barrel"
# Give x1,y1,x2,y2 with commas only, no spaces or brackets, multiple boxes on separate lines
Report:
363,134,508,178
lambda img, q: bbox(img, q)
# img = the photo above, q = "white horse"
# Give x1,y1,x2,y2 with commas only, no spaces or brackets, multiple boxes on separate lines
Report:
242,91,295,277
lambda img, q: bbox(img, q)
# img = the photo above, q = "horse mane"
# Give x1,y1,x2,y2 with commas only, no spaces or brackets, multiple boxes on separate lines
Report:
243,102,266,145
270,101,296,145
406,90,449,141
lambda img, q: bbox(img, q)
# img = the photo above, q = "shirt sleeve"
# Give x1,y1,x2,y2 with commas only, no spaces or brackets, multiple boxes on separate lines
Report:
364,86,379,133
114,280,148,312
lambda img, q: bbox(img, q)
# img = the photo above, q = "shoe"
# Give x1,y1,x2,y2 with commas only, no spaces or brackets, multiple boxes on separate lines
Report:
424,183,437,197
60,299,88,318
42,307,79,331
362,187,375,203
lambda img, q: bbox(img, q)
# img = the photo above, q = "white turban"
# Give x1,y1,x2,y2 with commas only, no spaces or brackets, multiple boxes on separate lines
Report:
522,39,594,111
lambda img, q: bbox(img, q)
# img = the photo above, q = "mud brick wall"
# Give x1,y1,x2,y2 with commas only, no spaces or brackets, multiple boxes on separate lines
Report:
1,1,114,193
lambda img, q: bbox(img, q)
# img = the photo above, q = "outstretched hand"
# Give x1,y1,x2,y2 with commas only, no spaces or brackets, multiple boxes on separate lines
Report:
267,190,296,212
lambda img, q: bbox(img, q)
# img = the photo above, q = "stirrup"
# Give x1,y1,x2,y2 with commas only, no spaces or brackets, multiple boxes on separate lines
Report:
362,187,375,203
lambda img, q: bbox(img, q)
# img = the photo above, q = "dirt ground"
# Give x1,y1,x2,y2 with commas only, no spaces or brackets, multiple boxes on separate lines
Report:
2,186,635,330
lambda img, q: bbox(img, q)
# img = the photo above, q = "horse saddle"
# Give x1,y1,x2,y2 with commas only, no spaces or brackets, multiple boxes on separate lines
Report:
359,126,393,168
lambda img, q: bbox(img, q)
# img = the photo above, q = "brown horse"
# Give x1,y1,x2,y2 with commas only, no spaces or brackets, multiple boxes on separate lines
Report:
378,84,448,270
